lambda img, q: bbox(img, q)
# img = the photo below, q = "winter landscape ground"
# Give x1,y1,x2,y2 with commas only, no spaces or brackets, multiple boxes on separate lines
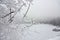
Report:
0,23,60,40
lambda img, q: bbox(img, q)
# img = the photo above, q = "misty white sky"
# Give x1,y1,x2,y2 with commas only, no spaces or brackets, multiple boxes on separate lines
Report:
26,0,60,20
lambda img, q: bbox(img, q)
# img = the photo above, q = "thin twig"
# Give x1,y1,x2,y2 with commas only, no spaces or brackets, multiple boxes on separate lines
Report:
9,3,25,19
23,4,30,18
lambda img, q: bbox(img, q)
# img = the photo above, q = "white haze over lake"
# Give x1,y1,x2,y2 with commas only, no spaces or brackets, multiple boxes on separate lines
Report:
26,0,60,20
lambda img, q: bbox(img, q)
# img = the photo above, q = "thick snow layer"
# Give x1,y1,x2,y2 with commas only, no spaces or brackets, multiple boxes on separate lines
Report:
21,24,60,40
48,36,60,40
0,24,60,40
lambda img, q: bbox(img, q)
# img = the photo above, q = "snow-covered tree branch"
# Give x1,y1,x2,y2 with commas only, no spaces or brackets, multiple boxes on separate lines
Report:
0,0,33,24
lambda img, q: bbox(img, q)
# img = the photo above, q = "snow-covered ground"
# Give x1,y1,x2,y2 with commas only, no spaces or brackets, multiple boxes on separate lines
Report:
0,24,60,40
48,36,60,40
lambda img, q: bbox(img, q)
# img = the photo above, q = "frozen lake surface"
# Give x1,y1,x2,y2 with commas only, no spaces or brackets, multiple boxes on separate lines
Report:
0,24,60,40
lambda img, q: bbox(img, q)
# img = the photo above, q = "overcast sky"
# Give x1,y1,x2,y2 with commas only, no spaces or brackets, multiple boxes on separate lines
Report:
26,0,60,20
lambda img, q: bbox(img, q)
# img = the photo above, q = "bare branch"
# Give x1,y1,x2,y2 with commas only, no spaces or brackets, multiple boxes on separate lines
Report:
18,4,24,11
9,3,25,19
8,8,13,23
1,8,14,18
23,4,30,18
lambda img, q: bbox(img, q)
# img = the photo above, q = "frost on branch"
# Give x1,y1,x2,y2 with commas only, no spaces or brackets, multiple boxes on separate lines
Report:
0,0,33,24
